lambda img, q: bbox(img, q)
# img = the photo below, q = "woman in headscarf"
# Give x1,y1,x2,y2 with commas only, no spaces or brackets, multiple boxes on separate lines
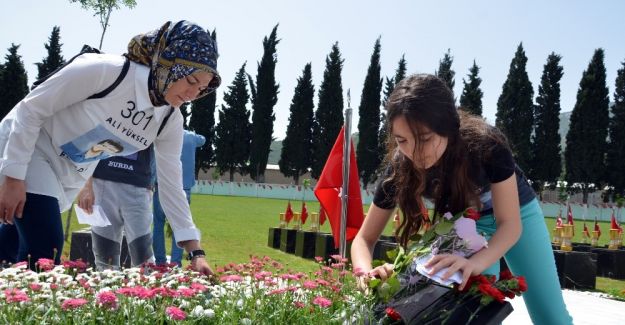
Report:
0,20,219,274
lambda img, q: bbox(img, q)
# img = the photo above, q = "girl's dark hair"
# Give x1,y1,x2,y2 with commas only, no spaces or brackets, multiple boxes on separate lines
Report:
383,74,508,247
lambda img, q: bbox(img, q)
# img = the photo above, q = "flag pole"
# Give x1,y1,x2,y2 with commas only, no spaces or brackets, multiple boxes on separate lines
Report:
340,89,353,258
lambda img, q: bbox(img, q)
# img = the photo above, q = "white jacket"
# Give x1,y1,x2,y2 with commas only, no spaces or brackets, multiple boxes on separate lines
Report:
0,53,200,243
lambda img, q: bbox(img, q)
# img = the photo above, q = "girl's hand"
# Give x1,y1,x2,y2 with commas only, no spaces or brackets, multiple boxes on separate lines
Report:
425,254,484,290
0,176,26,224
369,263,395,281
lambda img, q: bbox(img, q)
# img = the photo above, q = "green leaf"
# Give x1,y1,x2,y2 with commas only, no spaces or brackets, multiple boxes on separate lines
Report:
435,221,454,235
372,259,385,268
369,278,381,289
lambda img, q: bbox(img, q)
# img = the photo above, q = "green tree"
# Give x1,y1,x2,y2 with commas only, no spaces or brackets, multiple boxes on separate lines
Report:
214,63,251,181
357,37,383,186
496,43,534,173
189,30,218,174
0,44,29,121
607,60,625,196
248,25,279,183
69,0,137,49
35,26,65,80
531,53,563,192
279,63,315,184
459,60,483,116
565,49,610,203
311,42,344,179
379,55,407,164
435,48,455,100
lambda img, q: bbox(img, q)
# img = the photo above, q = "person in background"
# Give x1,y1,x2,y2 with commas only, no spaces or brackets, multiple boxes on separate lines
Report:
77,146,155,270
152,130,205,266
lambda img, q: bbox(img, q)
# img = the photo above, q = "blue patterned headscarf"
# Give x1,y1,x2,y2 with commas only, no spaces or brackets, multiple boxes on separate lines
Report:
126,20,221,106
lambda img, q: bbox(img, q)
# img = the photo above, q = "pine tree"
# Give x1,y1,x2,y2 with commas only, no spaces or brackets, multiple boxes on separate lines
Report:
190,30,218,174
606,60,625,196
279,63,315,184
379,56,407,164
36,26,65,80
0,44,28,121
436,49,455,100
531,53,563,189
311,42,344,179
214,63,252,181
459,60,483,116
565,49,610,203
496,43,534,173
249,25,279,183
357,37,383,186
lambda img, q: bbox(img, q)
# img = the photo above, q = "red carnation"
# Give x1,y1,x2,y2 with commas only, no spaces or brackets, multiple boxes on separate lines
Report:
517,276,528,292
499,269,514,281
385,307,402,321
465,208,481,221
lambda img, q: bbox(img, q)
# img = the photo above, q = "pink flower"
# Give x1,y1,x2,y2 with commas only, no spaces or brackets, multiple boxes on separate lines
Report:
178,288,196,298
12,261,28,268
4,289,30,303
36,258,55,271
315,279,330,286
294,301,305,308
303,280,318,289
312,296,332,308
62,298,88,310
190,282,207,293
254,271,272,280
314,256,324,263
96,291,118,309
268,288,287,295
165,306,187,321
353,267,366,277
29,283,42,292
219,274,243,282
280,273,299,281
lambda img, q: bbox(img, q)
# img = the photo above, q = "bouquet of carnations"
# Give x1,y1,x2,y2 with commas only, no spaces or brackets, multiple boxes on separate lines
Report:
367,208,527,325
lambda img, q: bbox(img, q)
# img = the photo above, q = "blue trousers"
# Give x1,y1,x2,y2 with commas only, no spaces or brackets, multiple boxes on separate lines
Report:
0,193,63,269
477,198,573,325
152,188,190,266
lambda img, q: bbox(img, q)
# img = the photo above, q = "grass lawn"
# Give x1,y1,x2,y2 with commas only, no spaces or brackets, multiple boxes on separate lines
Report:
60,194,624,296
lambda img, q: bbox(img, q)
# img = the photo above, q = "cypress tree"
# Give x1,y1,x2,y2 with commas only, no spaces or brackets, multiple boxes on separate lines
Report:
436,49,455,100
0,44,28,121
190,29,218,174
606,60,625,195
279,63,315,184
459,60,483,116
311,42,344,179
249,25,279,182
357,37,383,186
379,55,407,164
565,49,610,202
179,103,190,129
496,43,534,173
531,53,563,190
214,63,252,181
35,26,65,80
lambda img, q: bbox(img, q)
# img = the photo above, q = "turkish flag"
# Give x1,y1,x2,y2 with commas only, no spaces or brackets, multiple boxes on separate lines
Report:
583,223,590,237
285,201,294,223
594,220,602,238
610,210,623,233
567,205,574,225
314,126,364,248
319,206,327,226
301,202,308,225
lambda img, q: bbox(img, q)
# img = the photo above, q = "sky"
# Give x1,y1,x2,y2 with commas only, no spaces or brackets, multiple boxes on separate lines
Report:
1,0,624,140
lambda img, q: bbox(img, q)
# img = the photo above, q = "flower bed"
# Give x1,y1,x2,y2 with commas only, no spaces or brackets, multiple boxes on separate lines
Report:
0,256,373,324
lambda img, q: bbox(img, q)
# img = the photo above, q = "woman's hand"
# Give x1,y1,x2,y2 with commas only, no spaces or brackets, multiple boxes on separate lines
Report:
191,256,214,276
424,254,485,290
0,176,26,224
77,181,95,214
